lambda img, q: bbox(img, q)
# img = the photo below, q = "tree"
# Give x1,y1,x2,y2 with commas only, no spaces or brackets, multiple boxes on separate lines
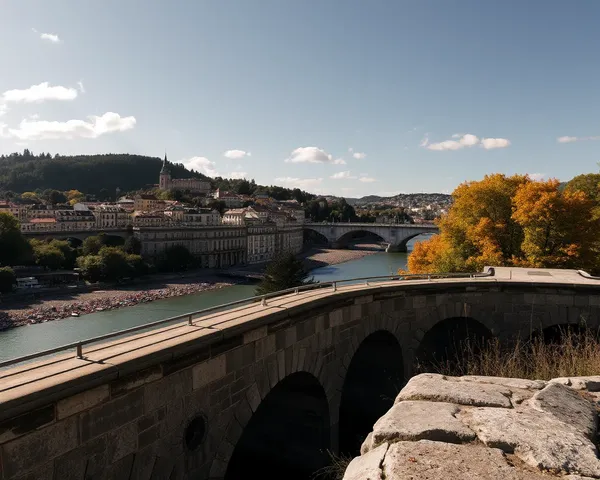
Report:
0,212,32,266
407,174,600,274
76,255,104,282
157,245,195,272
256,252,314,295
31,240,66,270
82,235,103,256
0,266,16,293
123,235,142,255
66,189,85,206
42,189,67,205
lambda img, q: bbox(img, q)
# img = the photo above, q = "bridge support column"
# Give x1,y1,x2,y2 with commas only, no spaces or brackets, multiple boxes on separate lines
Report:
386,243,407,253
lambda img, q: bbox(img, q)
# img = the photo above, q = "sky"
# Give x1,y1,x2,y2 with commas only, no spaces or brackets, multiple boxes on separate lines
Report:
1,1,599,197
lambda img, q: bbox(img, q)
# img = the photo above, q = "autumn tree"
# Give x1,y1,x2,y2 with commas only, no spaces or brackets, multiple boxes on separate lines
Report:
407,174,600,274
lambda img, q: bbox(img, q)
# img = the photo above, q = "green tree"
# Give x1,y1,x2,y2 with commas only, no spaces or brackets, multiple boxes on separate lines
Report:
42,189,67,205
31,241,65,270
0,266,16,293
124,235,142,255
76,255,104,282
98,247,132,281
157,245,194,272
82,235,103,256
126,254,148,276
256,252,314,295
0,212,32,266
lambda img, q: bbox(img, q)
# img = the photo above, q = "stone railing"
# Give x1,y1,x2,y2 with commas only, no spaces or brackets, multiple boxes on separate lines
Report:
344,373,600,479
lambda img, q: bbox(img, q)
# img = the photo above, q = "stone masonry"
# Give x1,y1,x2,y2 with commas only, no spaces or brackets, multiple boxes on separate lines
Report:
1,267,600,479
344,373,600,479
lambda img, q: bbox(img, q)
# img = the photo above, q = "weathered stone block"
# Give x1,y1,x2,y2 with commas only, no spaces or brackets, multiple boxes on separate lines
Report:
145,368,192,413
255,333,276,359
1,415,79,479
192,355,226,389
111,365,163,397
80,389,143,443
243,326,267,344
0,404,55,444
57,384,110,420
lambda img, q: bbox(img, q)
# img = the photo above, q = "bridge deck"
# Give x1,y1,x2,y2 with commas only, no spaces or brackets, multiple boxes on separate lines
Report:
1,267,598,421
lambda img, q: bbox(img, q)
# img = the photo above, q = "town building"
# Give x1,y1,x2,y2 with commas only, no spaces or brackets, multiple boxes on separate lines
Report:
134,226,246,268
164,206,221,226
92,204,131,229
54,210,96,231
133,194,163,212
212,189,244,208
159,154,211,194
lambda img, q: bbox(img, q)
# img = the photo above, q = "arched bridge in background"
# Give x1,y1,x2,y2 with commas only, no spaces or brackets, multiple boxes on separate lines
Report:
1,267,600,479
303,222,439,251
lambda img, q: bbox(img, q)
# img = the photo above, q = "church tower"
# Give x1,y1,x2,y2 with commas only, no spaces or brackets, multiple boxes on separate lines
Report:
159,152,171,190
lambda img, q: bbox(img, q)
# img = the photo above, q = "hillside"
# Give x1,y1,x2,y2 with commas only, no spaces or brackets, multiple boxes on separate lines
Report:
0,151,208,196
346,192,452,207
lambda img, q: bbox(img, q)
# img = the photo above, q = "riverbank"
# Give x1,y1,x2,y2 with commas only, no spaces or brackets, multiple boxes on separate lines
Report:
0,247,380,331
0,279,234,330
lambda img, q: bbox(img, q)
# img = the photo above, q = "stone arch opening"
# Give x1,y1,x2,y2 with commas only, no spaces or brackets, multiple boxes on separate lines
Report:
335,230,386,249
415,317,494,373
338,330,405,456
303,228,330,246
395,232,433,253
224,372,330,480
530,323,596,345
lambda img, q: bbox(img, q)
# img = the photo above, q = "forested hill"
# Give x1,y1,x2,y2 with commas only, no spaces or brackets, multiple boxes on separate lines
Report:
0,151,208,195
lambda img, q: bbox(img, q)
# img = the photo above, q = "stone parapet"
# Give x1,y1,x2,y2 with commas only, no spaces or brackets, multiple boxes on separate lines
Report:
344,373,600,479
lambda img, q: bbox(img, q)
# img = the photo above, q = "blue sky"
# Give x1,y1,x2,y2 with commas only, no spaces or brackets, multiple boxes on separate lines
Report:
1,1,599,197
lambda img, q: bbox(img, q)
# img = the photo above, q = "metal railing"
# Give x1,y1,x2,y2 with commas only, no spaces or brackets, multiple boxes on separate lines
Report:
0,268,495,369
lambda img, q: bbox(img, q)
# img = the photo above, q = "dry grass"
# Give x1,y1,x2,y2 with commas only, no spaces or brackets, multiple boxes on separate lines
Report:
311,451,354,480
419,328,600,380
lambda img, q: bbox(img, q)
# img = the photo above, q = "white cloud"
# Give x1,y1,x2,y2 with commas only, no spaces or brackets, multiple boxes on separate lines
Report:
352,152,366,160
77,81,85,93
359,176,376,183
330,171,357,180
284,146,345,164
419,135,429,147
274,176,323,188
348,147,353,153
481,137,511,150
557,135,600,144
529,173,545,181
181,157,219,177
33,28,61,44
5,112,136,140
0,104,7,117
229,171,248,179
423,133,510,151
2,82,77,103
224,149,251,159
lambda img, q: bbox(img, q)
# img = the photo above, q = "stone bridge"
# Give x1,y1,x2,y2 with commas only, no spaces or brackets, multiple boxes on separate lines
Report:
303,222,438,251
22,228,129,243
1,267,600,480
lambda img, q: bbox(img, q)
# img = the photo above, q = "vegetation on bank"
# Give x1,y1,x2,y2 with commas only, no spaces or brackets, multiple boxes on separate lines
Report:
419,328,600,380
406,173,600,274
256,252,314,295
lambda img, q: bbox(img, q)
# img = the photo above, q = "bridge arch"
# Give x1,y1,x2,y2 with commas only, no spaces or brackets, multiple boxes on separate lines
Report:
392,231,434,253
334,229,387,249
338,330,404,455
303,227,331,246
415,316,495,372
222,372,330,480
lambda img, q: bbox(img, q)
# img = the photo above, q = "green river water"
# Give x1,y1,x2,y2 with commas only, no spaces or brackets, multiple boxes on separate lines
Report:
0,251,411,363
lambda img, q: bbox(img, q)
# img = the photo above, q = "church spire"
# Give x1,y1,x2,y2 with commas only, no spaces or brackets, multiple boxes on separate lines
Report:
160,151,170,174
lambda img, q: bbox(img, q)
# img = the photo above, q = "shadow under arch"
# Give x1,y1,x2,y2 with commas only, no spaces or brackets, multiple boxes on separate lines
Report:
529,322,597,345
335,229,386,248
303,228,330,246
224,372,330,480
415,317,494,373
395,232,432,252
338,330,405,456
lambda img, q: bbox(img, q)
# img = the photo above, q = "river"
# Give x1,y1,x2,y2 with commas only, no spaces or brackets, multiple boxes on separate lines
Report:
0,251,410,363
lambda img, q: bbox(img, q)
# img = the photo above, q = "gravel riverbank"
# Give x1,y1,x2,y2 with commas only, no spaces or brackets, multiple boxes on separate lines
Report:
0,247,380,331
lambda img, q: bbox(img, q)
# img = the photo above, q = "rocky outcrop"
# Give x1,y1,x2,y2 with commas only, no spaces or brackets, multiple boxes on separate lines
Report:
344,373,600,480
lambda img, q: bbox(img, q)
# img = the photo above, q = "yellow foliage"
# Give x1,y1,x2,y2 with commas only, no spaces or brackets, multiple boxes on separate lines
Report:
405,174,600,274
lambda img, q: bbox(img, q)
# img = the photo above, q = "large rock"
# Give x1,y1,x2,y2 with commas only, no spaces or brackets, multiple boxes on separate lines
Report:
458,406,600,477
381,440,551,480
461,376,546,391
550,376,600,392
396,373,512,408
343,442,388,480
530,382,598,439
366,401,475,451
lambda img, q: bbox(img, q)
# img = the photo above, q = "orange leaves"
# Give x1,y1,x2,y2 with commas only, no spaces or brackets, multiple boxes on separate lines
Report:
407,173,600,274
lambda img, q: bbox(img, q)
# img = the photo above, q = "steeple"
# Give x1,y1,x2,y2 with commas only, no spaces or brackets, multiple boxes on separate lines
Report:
160,151,170,174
